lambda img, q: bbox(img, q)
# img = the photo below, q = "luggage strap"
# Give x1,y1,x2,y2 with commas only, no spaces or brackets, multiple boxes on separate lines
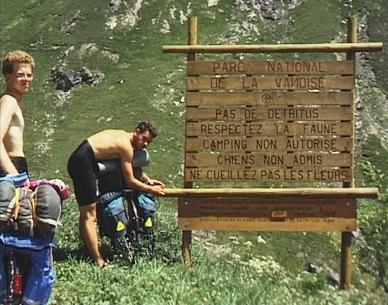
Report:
11,188,21,220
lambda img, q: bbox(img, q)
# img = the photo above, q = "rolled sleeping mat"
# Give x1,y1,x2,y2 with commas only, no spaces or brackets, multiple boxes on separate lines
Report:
97,149,150,176
132,149,150,168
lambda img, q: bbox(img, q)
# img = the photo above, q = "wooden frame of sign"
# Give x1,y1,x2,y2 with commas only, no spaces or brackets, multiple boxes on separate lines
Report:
163,16,382,290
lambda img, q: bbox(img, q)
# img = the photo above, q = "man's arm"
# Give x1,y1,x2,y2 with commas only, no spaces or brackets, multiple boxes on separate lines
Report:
118,140,165,196
141,172,166,187
0,97,19,174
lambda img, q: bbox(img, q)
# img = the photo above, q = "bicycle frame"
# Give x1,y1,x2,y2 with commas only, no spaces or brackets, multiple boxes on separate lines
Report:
123,190,155,260
3,250,27,305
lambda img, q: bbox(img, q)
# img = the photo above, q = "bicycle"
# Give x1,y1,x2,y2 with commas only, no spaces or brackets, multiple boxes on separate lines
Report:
0,179,68,305
0,236,55,305
3,250,25,305
125,189,156,260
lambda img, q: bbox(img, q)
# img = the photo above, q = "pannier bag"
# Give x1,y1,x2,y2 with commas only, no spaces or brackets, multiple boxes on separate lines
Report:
97,191,130,252
0,181,17,229
34,184,62,240
0,181,62,241
132,191,158,232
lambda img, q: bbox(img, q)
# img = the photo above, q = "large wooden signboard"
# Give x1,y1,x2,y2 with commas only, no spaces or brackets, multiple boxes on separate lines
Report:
165,16,382,288
181,59,355,232
184,60,354,183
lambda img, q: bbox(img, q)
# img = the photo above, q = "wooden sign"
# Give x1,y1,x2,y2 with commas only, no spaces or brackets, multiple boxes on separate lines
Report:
165,16,383,286
178,197,357,232
184,60,355,183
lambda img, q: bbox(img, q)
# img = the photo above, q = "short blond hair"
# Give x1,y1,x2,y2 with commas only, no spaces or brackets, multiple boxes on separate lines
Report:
2,50,35,76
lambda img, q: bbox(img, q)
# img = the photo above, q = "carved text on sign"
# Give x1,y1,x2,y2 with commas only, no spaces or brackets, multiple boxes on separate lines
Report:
178,196,357,231
186,152,351,167
186,137,352,152
212,61,245,73
199,123,263,136
186,168,351,182
266,61,326,73
240,76,325,90
185,60,355,183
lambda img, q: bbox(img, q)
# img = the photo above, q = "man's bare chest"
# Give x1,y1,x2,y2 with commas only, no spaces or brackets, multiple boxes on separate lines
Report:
7,106,25,141
9,106,24,129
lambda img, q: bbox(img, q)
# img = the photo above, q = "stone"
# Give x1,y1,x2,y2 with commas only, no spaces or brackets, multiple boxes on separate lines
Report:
51,66,104,92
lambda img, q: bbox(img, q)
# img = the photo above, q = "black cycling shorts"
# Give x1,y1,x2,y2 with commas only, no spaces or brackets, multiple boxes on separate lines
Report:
67,140,99,206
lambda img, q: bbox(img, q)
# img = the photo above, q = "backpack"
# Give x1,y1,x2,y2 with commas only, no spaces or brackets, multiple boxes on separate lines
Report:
131,191,158,233
97,191,128,239
96,187,159,262
0,181,62,241
96,191,133,255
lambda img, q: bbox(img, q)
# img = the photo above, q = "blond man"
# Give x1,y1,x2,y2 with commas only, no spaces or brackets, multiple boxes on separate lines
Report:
0,50,35,178
0,51,56,305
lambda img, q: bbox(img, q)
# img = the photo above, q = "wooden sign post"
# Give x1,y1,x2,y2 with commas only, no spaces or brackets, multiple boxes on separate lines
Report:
163,16,382,290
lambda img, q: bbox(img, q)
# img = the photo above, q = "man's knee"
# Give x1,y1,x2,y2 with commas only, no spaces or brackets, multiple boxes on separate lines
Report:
79,203,98,224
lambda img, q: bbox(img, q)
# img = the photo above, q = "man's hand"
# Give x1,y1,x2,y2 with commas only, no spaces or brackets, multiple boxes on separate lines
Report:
147,178,165,187
150,184,166,196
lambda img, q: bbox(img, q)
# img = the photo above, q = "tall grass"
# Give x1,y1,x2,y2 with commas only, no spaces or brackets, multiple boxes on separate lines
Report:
51,199,387,305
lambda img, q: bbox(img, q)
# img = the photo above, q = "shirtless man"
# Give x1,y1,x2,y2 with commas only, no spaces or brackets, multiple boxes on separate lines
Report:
0,50,35,178
67,122,166,268
0,51,57,305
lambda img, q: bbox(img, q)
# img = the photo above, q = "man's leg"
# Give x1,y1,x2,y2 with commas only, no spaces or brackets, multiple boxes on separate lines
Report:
79,203,107,268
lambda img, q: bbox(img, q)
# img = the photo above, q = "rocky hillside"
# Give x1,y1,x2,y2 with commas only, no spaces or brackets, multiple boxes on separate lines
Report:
0,0,387,184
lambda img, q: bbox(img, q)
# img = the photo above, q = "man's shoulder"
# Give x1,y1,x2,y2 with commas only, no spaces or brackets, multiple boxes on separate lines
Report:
113,131,133,151
102,129,131,138
0,94,18,110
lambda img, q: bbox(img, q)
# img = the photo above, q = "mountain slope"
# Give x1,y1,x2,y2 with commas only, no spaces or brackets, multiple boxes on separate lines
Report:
1,0,387,304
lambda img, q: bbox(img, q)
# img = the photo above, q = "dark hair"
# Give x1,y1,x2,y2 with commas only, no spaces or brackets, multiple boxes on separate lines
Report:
136,121,158,138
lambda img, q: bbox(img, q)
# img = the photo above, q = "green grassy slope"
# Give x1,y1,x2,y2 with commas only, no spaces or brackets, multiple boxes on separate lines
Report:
1,0,387,304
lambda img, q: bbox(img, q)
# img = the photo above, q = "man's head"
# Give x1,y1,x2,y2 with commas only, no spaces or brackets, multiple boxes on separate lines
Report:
133,121,158,149
2,50,35,76
2,50,35,96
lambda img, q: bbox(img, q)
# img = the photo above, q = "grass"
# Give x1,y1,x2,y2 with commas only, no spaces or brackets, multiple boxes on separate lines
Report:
1,0,388,304
51,200,386,305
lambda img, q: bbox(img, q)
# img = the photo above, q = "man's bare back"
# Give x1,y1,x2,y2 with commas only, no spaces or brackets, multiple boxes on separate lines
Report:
87,129,133,161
